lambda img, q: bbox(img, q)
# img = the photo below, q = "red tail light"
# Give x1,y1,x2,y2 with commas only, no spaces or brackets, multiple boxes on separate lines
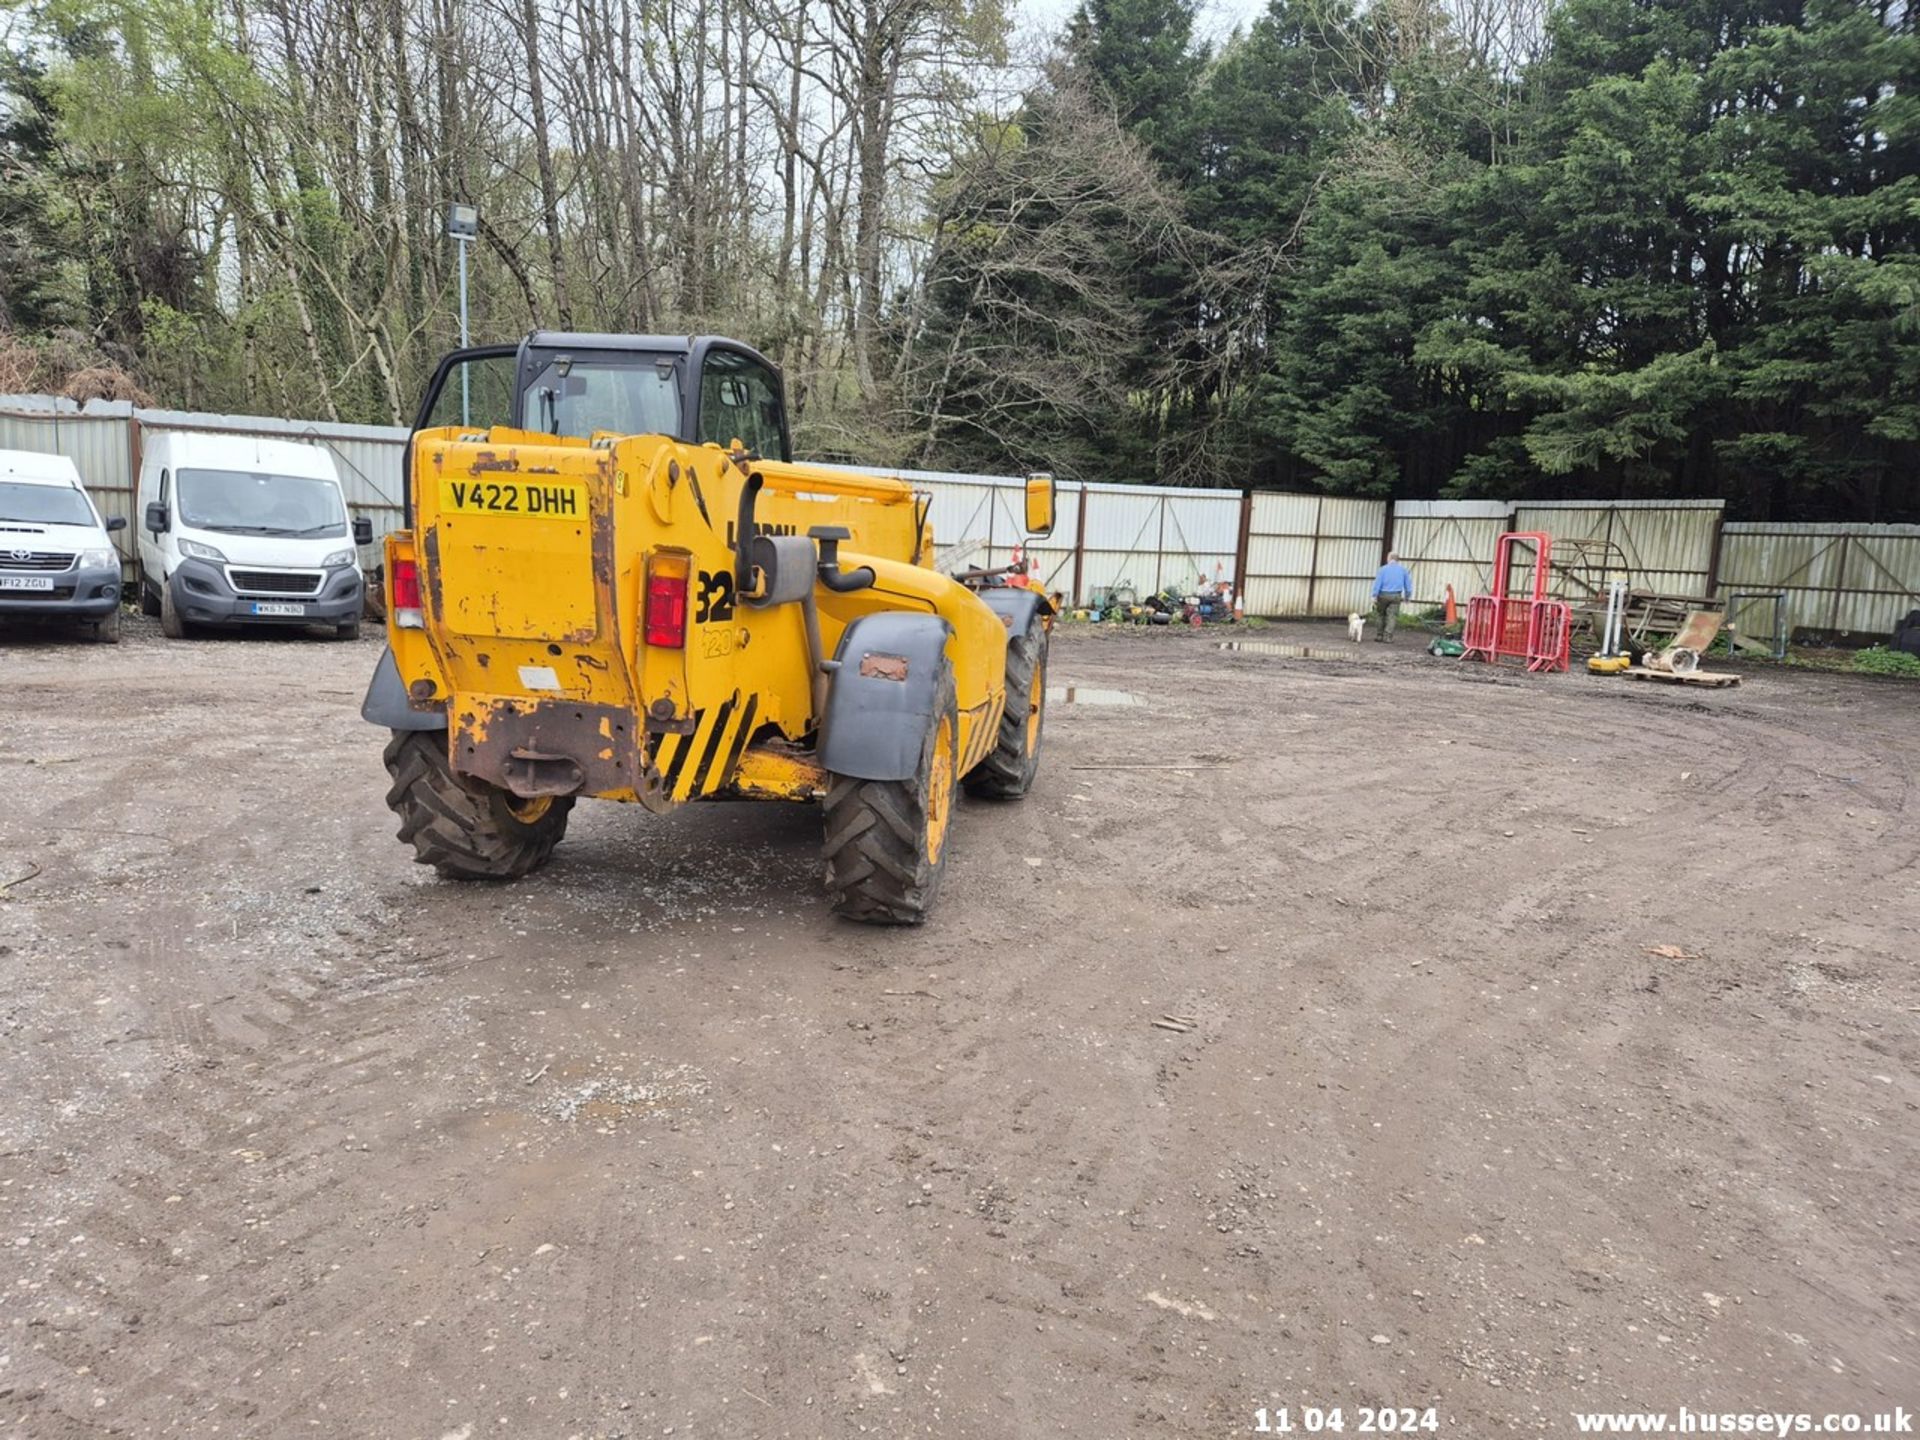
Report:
391,557,422,611
645,554,690,648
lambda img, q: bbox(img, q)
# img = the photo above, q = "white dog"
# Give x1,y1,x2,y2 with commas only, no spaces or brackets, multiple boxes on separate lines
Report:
1347,611,1367,644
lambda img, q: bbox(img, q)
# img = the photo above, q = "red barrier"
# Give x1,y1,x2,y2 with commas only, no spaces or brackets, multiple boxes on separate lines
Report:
1527,599,1572,673
1463,594,1500,658
1462,533,1570,673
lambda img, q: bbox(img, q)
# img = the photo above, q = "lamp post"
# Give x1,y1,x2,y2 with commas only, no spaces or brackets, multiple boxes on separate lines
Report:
446,203,479,423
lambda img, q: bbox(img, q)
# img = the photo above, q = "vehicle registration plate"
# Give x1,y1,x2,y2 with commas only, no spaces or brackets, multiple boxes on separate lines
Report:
251,602,306,617
0,575,55,591
439,476,586,518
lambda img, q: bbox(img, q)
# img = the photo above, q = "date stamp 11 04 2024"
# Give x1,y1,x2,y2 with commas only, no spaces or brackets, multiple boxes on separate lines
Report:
1254,1408,1442,1435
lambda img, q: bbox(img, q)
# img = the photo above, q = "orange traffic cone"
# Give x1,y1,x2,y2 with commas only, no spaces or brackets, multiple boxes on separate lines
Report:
1444,584,1458,627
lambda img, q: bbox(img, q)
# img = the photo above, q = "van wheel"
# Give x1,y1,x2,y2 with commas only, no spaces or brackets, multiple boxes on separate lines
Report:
335,621,361,641
821,665,959,925
964,608,1049,799
91,608,121,644
137,566,161,617
159,581,190,639
382,729,573,880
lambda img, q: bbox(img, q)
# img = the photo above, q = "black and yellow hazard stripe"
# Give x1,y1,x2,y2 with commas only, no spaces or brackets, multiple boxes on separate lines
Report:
958,699,998,774
648,692,763,803
712,695,759,792
650,713,704,799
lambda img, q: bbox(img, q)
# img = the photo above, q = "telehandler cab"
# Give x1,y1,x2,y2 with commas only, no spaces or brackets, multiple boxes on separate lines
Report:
362,333,1056,923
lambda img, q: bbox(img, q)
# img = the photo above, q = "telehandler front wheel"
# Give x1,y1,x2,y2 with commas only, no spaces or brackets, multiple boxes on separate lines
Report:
382,729,573,880
964,608,1049,799
821,667,959,925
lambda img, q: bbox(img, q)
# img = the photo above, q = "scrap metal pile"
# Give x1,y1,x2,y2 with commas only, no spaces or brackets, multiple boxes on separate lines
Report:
1071,576,1239,627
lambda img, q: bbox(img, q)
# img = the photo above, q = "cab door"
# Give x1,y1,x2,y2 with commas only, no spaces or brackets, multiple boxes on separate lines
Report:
692,346,790,462
413,345,519,432
405,346,519,525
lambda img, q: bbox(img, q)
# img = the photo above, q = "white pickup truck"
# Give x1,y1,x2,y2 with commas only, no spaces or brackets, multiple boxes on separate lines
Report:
0,449,128,643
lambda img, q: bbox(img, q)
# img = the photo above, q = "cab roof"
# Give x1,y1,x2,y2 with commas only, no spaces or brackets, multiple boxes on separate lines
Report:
521,333,781,374
0,449,83,487
526,332,697,354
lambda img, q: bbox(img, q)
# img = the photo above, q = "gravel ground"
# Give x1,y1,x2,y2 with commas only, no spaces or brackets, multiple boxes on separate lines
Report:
1,614,1915,1439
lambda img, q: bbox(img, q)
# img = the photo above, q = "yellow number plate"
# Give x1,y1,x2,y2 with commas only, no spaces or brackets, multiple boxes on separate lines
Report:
439,476,587,519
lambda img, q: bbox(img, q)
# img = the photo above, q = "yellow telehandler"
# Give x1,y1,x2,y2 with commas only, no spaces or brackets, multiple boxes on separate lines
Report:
361,333,1055,923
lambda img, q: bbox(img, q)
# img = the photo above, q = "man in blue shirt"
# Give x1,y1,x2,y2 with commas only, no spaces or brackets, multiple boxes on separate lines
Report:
1370,551,1415,642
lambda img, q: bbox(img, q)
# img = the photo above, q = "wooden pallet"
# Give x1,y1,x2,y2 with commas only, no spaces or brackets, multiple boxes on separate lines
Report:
1622,665,1741,688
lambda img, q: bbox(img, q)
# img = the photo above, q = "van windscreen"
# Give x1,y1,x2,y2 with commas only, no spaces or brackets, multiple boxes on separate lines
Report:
177,470,347,537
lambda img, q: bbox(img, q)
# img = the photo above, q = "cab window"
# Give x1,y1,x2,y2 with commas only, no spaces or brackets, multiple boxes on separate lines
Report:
523,356,681,441
696,350,786,461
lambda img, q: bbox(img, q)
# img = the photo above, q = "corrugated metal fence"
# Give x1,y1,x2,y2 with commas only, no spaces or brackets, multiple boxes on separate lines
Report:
3,395,1913,635
0,397,410,565
1387,500,1510,614
1512,499,1724,600
829,467,1243,604
1717,523,1920,636
1241,494,1389,618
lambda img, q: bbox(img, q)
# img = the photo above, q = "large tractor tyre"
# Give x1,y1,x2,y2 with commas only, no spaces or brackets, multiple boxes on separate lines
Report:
822,667,960,925
964,609,1049,800
159,581,190,639
382,729,573,881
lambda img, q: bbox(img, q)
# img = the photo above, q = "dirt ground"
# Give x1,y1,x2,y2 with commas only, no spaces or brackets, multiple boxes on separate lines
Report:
1,614,1915,1439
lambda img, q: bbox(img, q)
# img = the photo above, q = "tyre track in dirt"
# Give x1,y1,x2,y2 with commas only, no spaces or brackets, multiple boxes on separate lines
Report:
3,617,1915,1437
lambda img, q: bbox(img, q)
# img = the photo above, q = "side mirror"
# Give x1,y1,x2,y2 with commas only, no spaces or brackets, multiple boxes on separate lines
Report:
144,502,169,535
105,515,127,533
1024,473,1055,539
352,516,374,546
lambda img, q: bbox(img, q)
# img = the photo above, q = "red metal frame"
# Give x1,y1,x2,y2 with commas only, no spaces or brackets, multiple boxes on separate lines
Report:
1462,532,1571,673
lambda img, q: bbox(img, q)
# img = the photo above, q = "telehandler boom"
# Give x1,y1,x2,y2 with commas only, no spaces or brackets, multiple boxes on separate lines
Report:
362,333,1055,923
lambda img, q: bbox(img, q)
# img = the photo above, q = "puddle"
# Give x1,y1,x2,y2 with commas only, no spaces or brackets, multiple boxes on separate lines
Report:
1217,641,1356,661
1046,685,1144,707
542,1066,710,1125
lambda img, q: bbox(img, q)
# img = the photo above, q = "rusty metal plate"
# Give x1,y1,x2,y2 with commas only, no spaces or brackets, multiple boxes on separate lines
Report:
858,652,909,682
453,697,641,799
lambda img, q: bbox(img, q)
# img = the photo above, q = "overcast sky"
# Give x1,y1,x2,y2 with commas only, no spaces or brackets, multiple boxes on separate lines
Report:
1014,0,1275,50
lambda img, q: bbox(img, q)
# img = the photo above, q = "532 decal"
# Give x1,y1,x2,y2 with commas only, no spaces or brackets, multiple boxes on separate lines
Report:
695,568,736,624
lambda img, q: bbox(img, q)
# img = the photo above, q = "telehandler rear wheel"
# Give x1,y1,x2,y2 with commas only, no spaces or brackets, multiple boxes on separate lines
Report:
822,666,959,925
964,608,1049,799
382,729,573,880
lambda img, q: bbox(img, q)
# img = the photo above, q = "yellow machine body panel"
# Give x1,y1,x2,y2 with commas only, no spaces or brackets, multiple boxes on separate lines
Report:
389,426,1007,809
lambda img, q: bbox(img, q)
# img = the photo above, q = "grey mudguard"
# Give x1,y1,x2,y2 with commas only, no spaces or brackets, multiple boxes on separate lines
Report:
361,646,447,731
817,612,954,782
973,585,1052,637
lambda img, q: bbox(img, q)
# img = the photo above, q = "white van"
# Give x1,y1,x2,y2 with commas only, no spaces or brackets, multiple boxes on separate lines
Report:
0,449,128,643
135,432,372,639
